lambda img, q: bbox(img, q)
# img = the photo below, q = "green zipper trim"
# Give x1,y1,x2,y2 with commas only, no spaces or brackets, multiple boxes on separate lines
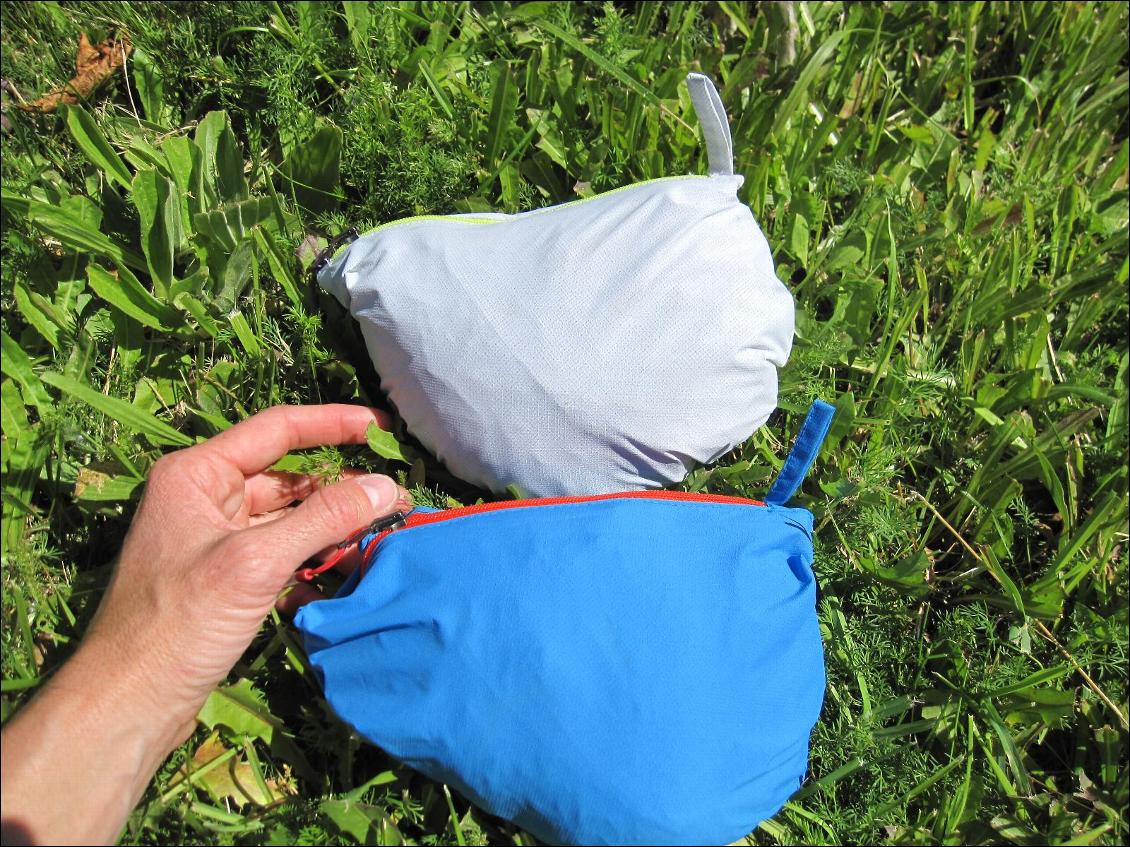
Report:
329,174,718,261
331,215,500,260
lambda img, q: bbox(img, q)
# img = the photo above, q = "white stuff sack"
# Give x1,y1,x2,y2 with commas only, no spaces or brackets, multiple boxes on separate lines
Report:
317,73,794,497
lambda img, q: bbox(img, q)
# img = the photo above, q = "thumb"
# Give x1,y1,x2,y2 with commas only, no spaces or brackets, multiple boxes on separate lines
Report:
249,473,410,571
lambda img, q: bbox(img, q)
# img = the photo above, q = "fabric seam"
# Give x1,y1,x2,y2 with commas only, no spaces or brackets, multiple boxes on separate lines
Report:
327,174,729,261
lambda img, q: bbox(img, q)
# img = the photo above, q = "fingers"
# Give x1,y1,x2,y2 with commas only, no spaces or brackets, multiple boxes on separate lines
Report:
244,468,367,516
245,473,412,577
201,405,393,476
244,472,318,515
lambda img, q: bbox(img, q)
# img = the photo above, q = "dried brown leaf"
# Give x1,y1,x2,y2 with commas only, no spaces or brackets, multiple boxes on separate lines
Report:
74,465,112,498
172,733,286,809
19,32,132,113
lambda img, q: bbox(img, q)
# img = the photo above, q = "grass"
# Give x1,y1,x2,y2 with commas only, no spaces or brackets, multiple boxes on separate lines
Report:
1,1,1127,844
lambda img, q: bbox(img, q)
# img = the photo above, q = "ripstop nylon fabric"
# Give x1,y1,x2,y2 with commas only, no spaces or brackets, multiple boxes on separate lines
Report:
294,494,826,846
317,73,794,496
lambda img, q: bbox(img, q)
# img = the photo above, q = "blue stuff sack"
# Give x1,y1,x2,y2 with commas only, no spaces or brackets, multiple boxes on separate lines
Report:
294,401,835,845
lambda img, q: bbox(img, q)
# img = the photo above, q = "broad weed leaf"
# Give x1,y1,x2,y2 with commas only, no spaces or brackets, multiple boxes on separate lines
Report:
197,679,313,780
131,169,177,295
63,104,132,188
131,46,169,125
215,239,254,313
193,111,230,211
171,733,287,808
484,63,519,172
320,799,403,845
216,123,249,203
193,197,272,253
160,136,195,241
86,263,177,331
366,421,414,464
41,370,193,447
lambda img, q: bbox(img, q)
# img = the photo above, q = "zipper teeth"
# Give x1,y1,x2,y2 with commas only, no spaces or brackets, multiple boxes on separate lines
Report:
359,491,765,560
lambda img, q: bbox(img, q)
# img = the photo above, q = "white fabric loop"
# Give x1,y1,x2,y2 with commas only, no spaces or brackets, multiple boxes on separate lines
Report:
686,72,734,176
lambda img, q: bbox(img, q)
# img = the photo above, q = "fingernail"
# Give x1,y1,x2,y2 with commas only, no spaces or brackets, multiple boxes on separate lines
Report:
356,475,399,511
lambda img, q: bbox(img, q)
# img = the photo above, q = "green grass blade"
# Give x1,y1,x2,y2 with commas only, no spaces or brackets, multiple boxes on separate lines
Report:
63,105,133,189
87,264,177,331
41,371,193,448
485,62,519,172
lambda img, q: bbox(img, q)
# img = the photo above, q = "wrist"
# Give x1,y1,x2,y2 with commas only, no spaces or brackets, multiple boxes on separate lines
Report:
58,636,197,762
1,639,196,846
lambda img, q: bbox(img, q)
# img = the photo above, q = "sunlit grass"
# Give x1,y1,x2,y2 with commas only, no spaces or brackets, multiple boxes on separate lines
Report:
2,1,1126,844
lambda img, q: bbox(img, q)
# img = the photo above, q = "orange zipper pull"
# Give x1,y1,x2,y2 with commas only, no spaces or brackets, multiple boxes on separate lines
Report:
296,511,408,582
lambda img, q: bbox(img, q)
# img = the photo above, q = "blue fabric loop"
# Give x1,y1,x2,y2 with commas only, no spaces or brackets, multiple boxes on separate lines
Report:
765,400,837,506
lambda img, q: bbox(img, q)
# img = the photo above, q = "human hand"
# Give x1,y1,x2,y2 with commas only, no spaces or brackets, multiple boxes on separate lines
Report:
1,404,411,846
86,403,414,737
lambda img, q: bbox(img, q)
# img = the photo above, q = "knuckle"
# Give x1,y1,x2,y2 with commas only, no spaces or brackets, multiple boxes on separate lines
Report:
144,449,190,494
147,451,179,480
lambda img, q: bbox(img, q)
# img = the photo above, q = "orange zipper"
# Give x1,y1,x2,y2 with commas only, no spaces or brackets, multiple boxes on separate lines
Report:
297,491,765,582
357,490,764,561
